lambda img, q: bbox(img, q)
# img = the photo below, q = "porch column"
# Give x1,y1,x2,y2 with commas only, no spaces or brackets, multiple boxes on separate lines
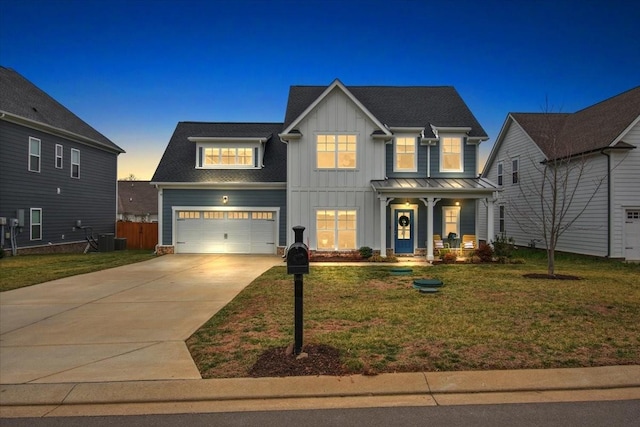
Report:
426,198,436,261
487,197,495,247
379,197,387,257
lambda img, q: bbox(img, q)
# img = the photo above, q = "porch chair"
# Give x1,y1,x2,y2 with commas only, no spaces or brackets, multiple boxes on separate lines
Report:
461,234,477,256
433,234,445,256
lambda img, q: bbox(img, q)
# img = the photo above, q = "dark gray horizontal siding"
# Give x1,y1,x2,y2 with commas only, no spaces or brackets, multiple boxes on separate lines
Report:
161,188,287,246
0,121,118,249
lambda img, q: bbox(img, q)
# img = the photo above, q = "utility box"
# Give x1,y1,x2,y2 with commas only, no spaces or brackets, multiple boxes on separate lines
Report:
114,238,127,250
98,233,115,252
287,226,309,275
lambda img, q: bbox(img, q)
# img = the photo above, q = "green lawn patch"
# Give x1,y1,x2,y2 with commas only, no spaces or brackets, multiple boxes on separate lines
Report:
0,250,156,291
187,252,640,378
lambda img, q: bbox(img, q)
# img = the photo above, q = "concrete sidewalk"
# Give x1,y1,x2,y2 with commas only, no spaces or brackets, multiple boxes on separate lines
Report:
1,365,639,417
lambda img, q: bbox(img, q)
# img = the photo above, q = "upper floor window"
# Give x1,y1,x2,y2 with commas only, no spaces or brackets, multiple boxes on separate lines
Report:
196,145,258,169
71,148,80,178
317,134,357,169
497,161,503,186
440,137,463,172
30,208,42,241
395,137,417,171
512,158,519,184
55,144,63,169
29,137,41,172
499,205,505,233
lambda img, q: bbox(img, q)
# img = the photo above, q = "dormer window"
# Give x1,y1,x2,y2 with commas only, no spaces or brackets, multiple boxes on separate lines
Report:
190,136,266,169
440,136,463,172
202,147,254,166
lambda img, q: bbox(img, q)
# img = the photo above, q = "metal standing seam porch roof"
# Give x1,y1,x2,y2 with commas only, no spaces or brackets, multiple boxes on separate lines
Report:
371,178,500,198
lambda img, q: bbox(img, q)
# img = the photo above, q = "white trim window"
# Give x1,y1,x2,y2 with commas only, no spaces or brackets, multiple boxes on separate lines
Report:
394,137,417,171
29,137,41,172
499,205,505,233
440,137,463,172
197,146,257,168
497,161,503,186
316,134,357,169
55,144,63,169
442,206,460,237
30,208,42,241
316,209,357,250
512,157,519,184
71,148,80,178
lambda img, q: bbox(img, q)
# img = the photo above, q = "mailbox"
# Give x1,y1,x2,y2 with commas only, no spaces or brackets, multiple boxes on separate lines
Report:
287,225,309,275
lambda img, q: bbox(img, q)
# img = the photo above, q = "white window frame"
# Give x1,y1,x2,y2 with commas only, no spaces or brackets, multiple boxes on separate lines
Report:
29,137,41,172
499,205,505,233
316,209,357,250
497,161,503,186
30,208,42,241
196,144,259,169
316,134,357,169
442,206,461,238
55,144,63,169
512,157,519,184
440,136,463,172
71,148,80,179
394,137,417,172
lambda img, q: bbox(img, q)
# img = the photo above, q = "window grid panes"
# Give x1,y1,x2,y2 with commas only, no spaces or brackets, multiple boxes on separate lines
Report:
497,162,503,186
317,134,356,169
441,137,462,171
512,158,519,184
228,212,249,220
203,147,254,167
55,144,63,169
395,137,416,171
204,211,224,219
443,207,460,237
178,211,200,219
252,212,273,220
29,137,41,172
499,205,505,233
71,148,80,178
30,208,42,240
316,209,356,250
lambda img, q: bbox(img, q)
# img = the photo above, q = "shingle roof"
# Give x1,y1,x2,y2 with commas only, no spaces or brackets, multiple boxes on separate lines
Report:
118,181,158,215
284,85,487,138
512,86,640,159
151,122,286,183
0,66,123,153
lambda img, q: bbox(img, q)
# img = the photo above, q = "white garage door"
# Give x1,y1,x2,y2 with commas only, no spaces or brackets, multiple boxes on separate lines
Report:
175,210,276,254
625,210,640,261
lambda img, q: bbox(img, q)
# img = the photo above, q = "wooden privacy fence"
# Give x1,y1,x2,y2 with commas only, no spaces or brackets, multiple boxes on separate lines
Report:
116,221,158,250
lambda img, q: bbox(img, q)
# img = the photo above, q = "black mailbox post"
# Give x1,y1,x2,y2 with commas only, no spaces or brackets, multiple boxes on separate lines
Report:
286,226,309,355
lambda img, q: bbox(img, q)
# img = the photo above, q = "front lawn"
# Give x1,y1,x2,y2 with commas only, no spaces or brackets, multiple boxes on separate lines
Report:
187,251,640,377
0,250,156,292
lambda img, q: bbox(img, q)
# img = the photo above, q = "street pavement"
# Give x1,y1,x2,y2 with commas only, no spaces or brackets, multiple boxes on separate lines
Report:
1,255,638,418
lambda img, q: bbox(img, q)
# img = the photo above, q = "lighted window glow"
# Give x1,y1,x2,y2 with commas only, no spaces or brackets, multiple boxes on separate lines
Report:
441,137,462,172
395,137,416,171
317,209,356,250
203,147,254,167
443,206,460,236
317,134,356,169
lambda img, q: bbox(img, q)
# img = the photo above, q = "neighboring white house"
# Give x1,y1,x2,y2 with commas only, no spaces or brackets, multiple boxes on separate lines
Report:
480,86,640,261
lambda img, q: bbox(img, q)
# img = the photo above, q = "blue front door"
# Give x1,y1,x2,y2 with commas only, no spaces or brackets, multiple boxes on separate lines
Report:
394,209,414,254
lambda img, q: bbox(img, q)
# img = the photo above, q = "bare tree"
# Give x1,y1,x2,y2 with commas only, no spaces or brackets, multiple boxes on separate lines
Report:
123,173,137,181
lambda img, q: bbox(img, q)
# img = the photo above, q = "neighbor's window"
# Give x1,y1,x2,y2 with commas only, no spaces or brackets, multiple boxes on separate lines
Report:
512,158,519,184
71,148,80,178
497,161,503,186
440,137,463,172
55,144,63,169
442,206,460,237
317,134,357,169
499,205,505,233
29,137,41,172
30,208,42,240
316,209,356,250
395,137,417,171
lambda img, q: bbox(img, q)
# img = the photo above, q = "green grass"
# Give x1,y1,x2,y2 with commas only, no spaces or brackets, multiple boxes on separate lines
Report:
187,250,640,377
0,250,156,291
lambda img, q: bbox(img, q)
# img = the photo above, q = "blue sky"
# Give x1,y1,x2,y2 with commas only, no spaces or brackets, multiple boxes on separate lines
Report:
1,0,638,179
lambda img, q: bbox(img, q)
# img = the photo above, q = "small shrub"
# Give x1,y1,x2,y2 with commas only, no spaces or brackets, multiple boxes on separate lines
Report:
475,243,494,262
369,254,398,263
492,234,515,258
468,255,482,264
359,246,373,259
442,251,457,264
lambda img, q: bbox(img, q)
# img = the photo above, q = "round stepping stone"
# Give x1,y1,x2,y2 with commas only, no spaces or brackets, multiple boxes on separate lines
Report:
390,267,413,275
418,288,439,294
413,279,444,288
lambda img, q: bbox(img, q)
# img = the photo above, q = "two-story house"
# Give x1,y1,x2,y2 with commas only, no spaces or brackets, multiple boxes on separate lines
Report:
0,67,125,255
480,86,640,261
152,79,498,259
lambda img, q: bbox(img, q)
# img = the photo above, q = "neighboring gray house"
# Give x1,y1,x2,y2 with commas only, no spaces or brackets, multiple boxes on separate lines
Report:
118,180,158,222
480,86,640,261
152,79,498,259
0,66,124,254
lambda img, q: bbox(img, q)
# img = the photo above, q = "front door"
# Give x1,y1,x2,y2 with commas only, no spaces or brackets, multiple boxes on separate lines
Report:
394,209,414,254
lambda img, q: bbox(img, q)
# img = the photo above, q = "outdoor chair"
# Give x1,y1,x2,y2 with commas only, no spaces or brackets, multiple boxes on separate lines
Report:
461,234,477,255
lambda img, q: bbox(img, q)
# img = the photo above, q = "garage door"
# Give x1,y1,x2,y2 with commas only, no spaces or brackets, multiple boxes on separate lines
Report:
175,210,276,254
625,210,640,261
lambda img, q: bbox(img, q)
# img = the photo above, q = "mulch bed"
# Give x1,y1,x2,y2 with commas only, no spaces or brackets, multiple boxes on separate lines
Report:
248,344,346,377
523,273,581,280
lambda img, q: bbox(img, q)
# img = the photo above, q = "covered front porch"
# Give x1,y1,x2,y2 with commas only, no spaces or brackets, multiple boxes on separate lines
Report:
371,178,500,260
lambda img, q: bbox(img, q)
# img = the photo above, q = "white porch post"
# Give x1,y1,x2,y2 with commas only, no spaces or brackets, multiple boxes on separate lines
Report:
379,197,387,257
426,198,436,261
487,197,495,247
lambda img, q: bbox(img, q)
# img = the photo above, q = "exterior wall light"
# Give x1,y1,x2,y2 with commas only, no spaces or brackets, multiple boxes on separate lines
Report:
222,196,229,204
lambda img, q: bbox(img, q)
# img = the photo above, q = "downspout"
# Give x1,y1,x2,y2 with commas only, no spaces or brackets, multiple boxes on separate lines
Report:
601,149,611,258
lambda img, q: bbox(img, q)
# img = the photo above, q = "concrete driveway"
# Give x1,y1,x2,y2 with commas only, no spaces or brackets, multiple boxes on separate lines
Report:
0,254,281,384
